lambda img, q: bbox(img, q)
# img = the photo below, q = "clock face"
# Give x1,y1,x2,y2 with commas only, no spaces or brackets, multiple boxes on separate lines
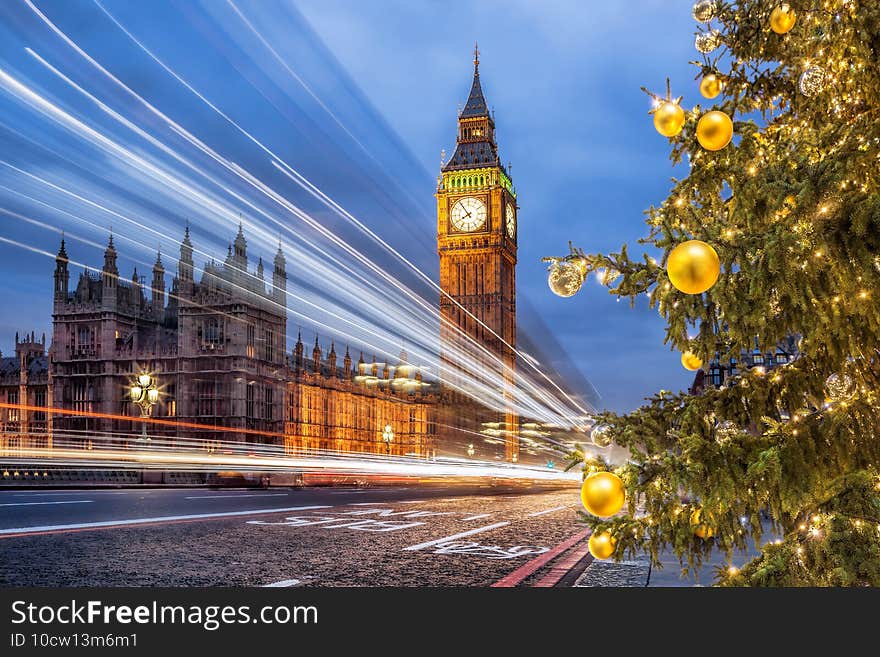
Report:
450,197,487,232
505,203,516,238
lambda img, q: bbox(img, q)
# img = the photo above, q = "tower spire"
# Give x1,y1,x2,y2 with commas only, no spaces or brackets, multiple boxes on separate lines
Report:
460,46,489,119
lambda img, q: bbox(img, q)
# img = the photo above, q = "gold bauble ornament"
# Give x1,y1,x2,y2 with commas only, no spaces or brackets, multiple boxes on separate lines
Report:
653,101,686,138
696,110,733,151
699,74,723,99
770,4,796,34
580,471,626,518
666,240,720,295
691,508,715,539
681,351,703,371
588,531,616,560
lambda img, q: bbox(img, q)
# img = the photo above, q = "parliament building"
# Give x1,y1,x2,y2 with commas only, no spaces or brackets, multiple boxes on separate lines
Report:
0,50,521,463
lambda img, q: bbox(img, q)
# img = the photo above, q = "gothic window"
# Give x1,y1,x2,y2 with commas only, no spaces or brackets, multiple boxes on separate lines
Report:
199,318,224,350
7,389,19,422
196,380,215,416
71,383,89,414
246,383,255,418
753,353,764,366
263,328,274,362
264,387,274,422
34,388,46,422
246,324,255,358
75,326,96,355
776,353,788,364
165,384,176,417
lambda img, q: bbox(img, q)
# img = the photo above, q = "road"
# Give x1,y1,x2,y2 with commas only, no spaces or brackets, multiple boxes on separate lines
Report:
0,484,590,587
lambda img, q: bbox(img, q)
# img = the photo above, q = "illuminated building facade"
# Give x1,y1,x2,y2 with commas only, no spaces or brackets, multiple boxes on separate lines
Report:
0,332,50,452
285,340,435,457
49,227,288,447
10,227,437,455
437,47,519,461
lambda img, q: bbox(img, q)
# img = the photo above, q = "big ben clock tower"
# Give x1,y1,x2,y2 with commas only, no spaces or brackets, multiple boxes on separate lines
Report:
437,46,519,462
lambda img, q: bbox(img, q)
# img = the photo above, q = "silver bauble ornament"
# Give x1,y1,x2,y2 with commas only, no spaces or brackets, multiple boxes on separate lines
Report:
692,0,717,23
591,424,612,447
715,420,738,444
825,373,854,402
547,260,585,298
799,66,825,97
695,30,722,54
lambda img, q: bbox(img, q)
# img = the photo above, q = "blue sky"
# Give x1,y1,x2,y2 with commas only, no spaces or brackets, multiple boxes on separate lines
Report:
0,0,702,412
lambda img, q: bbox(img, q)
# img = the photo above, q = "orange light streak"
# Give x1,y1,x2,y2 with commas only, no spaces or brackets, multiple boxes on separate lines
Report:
0,402,286,439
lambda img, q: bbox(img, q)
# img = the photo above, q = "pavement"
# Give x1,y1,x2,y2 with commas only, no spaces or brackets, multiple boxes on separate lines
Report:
575,523,775,587
0,484,595,587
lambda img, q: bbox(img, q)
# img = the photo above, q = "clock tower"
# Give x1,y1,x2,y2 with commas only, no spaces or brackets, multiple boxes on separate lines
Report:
437,46,519,462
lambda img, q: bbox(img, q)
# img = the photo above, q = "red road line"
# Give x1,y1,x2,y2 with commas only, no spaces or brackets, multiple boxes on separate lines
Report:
491,529,589,587
533,539,592,587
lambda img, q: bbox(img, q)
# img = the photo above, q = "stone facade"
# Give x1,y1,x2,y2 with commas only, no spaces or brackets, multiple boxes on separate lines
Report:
27,225,436,454
0,332,50,452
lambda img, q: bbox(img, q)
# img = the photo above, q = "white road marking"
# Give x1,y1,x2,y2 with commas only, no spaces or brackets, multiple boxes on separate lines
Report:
403,522,511,551
184,494,289,500
11,490,146,496
527,506,568,517
399,500,425,504
0,506,332,536
263,579,302,588
0,500,93,507
461,513,492,521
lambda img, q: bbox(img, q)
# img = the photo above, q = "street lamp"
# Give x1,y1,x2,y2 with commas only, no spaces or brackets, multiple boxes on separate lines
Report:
467,443,475,457
382,423,394,454
130,372,159,442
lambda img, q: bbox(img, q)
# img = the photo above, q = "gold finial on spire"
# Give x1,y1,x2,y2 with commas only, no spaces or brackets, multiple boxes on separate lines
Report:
473,42,480,72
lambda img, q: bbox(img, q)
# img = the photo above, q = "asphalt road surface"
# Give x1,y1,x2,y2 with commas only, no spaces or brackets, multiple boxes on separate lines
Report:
0,485,592,587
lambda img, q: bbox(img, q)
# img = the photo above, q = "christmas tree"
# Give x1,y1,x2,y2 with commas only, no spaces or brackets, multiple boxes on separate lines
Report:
559,1,880,585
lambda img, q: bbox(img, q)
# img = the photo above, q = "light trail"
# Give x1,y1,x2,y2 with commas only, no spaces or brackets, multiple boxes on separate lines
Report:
0,1,600,454
0,70,539,420
30,0,591,424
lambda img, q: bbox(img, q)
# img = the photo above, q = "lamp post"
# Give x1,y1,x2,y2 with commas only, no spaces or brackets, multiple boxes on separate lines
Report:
130,372,159,443
382,423,394,455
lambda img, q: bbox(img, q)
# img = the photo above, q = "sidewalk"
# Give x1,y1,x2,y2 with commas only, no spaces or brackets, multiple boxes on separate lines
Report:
575,529,774,587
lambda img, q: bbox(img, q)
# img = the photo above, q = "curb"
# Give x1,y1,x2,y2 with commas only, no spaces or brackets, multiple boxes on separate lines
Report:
491,529,589,587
